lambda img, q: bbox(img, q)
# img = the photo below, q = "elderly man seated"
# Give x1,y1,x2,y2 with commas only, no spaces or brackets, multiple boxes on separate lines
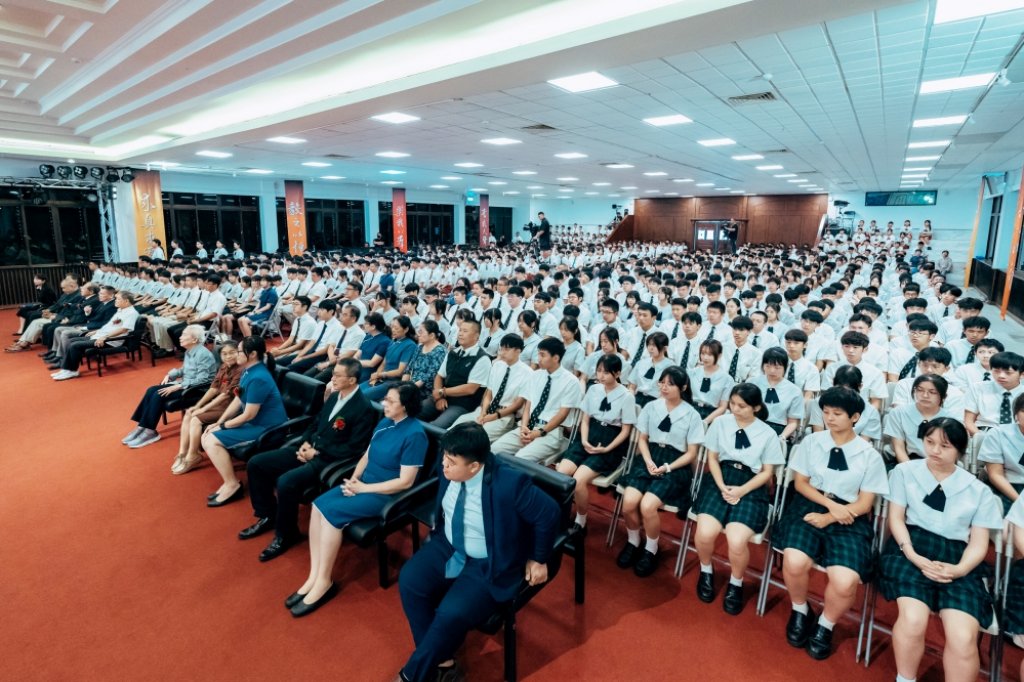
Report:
51,291,139,381
6,278,82,352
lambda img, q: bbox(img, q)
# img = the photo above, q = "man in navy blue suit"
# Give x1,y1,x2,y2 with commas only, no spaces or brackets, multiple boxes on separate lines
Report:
396,423,560,682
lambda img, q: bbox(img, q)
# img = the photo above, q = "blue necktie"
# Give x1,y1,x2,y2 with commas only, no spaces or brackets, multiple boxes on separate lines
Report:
445,482,467,578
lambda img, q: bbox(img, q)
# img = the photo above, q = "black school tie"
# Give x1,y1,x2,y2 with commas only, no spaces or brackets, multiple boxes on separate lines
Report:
706,326,715,341
752,335,760,348
644,366,655,380
735,429,751,449
728,352,740,380
765,387,779,404
922,484,946,512
700,377,711,393
966,345,976,365
311,324,328,351
599,396,612,412
1000,392,1012,424
658,414,672,432
787,363,796,384
827,447,848,471
899,354,918,380
916,420,930,439
487,366,511,415
484,335,493,349
631,332,647,368
943,306,949,318
983,371,991,381
527,375,552,430
681,340,691,368
502,308,514,329
671,322,679,340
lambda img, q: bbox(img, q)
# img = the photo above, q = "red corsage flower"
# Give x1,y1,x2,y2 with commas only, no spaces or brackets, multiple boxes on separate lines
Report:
233,387,241,397
333,417,346,431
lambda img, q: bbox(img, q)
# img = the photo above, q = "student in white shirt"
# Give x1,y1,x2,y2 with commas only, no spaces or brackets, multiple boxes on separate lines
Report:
750,347,803,439
978,391,1024,514
950,338,1002,391
478,308,506,357
945,316,990,368
587,299,623,355
965,351,1024,435
821,331,886,412
889,347,965,419
782,329,821,398
749,310,780,350
886,318,937,383
884,374,959,464
687,339,734,425
557,317,586,375
452,333,531,443
721,316,762,382
808,364,882,442
668,310,706,370
516,311,542,368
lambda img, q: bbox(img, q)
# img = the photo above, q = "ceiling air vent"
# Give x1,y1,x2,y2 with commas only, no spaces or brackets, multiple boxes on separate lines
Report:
324,154,352,159
727,91,777,104
521,124,557,132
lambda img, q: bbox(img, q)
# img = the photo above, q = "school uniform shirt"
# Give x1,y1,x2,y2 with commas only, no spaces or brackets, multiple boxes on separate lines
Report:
582,383,638,427
886,460,1003,542
537,311,560,339
579,350,627,381
701,321,732,345
806,332,837,365
560,340,585,375
629,356,675,398
638,398,704,449
792,431,889,502
306,281,328,304
788,356,822,394
936,317,964,346
704,414,785,469
308,318,343,354
821,360,887,403
807,400,882,441
750,330,780,350
978,423,1024,485
669,333,706,370
287,313,318,344
438,345,492,386
883,404,959,458
95,306,140,344
966,381,1024,429
950,361,990,393
887,347,927,380
484,359,533,410
587,320,623,351
501,304,525,331
687,366,735,410
479,327,506,357
520,366,583,427
890,377,965,420
622,325,658,367
1008,494,1024,528
519,333,541,366
929,302,957,325
945,338,977,368
721,342,762,382
750,376,804,427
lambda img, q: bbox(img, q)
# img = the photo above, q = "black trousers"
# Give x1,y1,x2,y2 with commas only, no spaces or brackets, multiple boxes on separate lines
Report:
246,448,331,540
62,336,101,370
167,322,187,350
131,384,175,429
399,537,498,682
17,306,42,328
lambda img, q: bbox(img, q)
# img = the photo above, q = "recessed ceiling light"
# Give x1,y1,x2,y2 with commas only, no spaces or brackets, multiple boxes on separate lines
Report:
904,167,933,172
556,176,579,182
527,185,543,189
908,140,950,149
371,112,420,124
906,155,941,162
644,189,660,193
196,150,232,158
246,169,273,174
558,188,575,192
713,187,731,191
488,181,507,185
376,151,410,158
593,182,611,186
643,114,692,126
585,191,600,195
532,193,546,197
382,180,403,185
454,162,483,168
732,154,764,161
643,171,668,176
267,136,306,144
730,190,745,194
696,182,715,187
302,161,331,167
380,169,406,175
554,152,588,159
620,185,638,190
935,0,1024,24
665,192,679,196
787,179,807,183
547,71,619,93
505,191,520,195
608,194,621,197
673,178,694,183
698,138,736,147
481,137,522,146
913,115,968,128
512,170,537,175
774,173,797,178
470,187,488,192
429,184,449,189
920,73,995,94
902,174,929,178
557,196,572,199
441,176,461,180
320,175,344,180
148,161,179,168
756,165,784,171
604,163,634,169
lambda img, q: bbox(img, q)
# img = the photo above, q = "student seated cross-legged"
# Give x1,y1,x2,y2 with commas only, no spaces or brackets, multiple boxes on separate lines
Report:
774,387,888,659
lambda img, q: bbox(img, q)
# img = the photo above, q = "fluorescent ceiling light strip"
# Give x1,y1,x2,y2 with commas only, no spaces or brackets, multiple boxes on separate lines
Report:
267,136,306,144
547,71,619,92
908,140,949,149
920,73,995,94
643,114,692,126
934,0,1024,24
731,154,763,160
376,151,410,158
481,137,521,145
698,138,736,147
372,112,419,124
302,161,331,167
913,115,968,128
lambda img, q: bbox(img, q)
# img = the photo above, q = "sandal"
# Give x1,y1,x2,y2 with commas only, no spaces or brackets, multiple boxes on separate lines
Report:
5,343,28,352
170,453,186,473
172,455,203,476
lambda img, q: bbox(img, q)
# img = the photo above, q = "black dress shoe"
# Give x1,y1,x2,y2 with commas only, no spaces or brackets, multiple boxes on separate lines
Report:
786,608,816,648
616,542,640,569
284,591,305,609
806,624,834,660
207,483,245,508
238,517,273,540
47,362,62,370
436,663,463,682
571,522,588,538
723,583,745,615
207,491,220,502
696,571,715,603
290,583,338,618
259,535,297,562
633,549,658,577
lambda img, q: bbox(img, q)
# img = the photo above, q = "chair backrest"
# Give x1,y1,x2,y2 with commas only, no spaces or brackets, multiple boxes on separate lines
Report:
494,453,575,530
419,421,446,484
280,372,326,418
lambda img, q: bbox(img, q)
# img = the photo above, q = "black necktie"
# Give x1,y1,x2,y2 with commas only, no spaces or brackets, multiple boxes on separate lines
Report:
671,322,679,340
700,377,711,393
681,340,691,368
706,326,715,341
487,366,511,414
922,484,946,512
293,318,301,339
658,414,672,432
527,375,552,430
599,396,612,412
787,363,796,384
943,306,949,317
484,335,493,349
752,335,760,347
631,332,647,368
899,354,918,380
966,345,976,364
729,352,740,380
827,447,848,471
735,429,751,449
983,371,991,381
311,324,328,351
765,387,779,404
644,366,655,380
502,307,514,329
1000,392,1012,424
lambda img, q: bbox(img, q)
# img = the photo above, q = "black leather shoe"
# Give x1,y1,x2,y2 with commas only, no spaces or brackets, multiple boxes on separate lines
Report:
290,583,338,618
284,591,305,609
571,522,588,538
806,624,834,660
633,549,658,577
259,535,297,562
723,583,745,615
616,542,640,569
207,491,220,502
696,572,715,603
436,663,463,682
238,517,273,540
207,483,245,508
47,362,62,370
786,608,816,648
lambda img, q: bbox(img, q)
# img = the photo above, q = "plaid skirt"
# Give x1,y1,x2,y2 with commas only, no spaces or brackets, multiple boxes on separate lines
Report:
693,461,770,533
879,525,994,628
620,443,692,511
996,483,1024,515
694,403,715,420
562,420,628,474
774,490,875,580
1007,559,1024,635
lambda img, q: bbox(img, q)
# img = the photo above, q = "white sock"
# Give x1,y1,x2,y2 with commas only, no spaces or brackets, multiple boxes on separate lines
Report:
818,615,834,631
791,601,808,615
700,562,713,574
626,529,640,546
644,536,659,554
729,575,743,587
574,512,587,528
895,676,916,682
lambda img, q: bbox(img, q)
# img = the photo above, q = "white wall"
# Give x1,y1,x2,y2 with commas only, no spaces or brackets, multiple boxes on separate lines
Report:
528,196,629,231
830,186,980,234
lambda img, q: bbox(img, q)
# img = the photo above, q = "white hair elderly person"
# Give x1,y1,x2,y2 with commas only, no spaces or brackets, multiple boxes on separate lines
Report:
122,324,217,448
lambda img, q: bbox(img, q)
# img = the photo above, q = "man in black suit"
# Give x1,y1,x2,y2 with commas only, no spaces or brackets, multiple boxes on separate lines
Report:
45,285,117,365
239,357,378,561
396,423,560,682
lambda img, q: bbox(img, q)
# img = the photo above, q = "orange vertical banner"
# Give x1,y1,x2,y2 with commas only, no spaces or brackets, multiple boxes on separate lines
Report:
393,187,408,253
132,170,167,259
963,177,987,289
284,180,307,256
479,193,490,247
999,170,1024,319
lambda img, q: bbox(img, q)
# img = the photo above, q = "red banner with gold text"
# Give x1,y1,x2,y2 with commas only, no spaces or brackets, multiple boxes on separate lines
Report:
479,193,490,247
132,170,167,260
284,180,307,256
393,187,408,253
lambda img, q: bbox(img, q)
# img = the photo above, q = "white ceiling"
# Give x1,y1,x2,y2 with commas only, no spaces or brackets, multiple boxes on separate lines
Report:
0,0,1023,199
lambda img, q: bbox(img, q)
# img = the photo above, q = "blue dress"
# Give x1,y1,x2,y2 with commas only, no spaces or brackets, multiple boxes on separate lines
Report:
213,362,289,448
360,338,419,401
313,416,428,528
245,288,278,323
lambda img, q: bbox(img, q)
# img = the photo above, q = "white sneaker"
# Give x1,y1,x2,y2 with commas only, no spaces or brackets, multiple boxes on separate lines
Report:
51,370,70,380
54,370,79,381
129,432,161,449
122,427,144,444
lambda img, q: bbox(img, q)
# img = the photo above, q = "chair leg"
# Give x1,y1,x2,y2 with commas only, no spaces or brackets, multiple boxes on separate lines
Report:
863,584,879,667
503,610,517,682
574,537,586,605
855,582,871,662
161,411,168,426
755,545,777,617
377,539,390,588
674,518,695,578
411,521,421,553
605,492,624,548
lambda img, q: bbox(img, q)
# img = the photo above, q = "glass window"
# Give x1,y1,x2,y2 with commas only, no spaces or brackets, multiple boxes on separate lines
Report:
197,210,219,245
985,196,1002,260
0,203,28,266
220,210,242,249
173,209,198,249
57,207,91,263
24,205,58,264
197,194,219,206
241,211,261,252
173,193,196,206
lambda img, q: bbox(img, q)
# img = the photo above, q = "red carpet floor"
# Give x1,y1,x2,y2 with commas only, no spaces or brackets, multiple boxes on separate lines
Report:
1,310,1018,681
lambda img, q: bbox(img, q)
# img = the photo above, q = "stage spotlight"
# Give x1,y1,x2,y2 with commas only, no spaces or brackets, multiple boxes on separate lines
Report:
120,168,135,183
56,166,71,179
39,164,54,178
105,167,120,183
85,192,98,203
73,165,89,179
89,167,104,180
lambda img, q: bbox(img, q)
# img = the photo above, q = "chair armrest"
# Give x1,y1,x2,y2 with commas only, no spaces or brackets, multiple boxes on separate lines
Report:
379,478,439,525
255,416,311,451
320,460,358,489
